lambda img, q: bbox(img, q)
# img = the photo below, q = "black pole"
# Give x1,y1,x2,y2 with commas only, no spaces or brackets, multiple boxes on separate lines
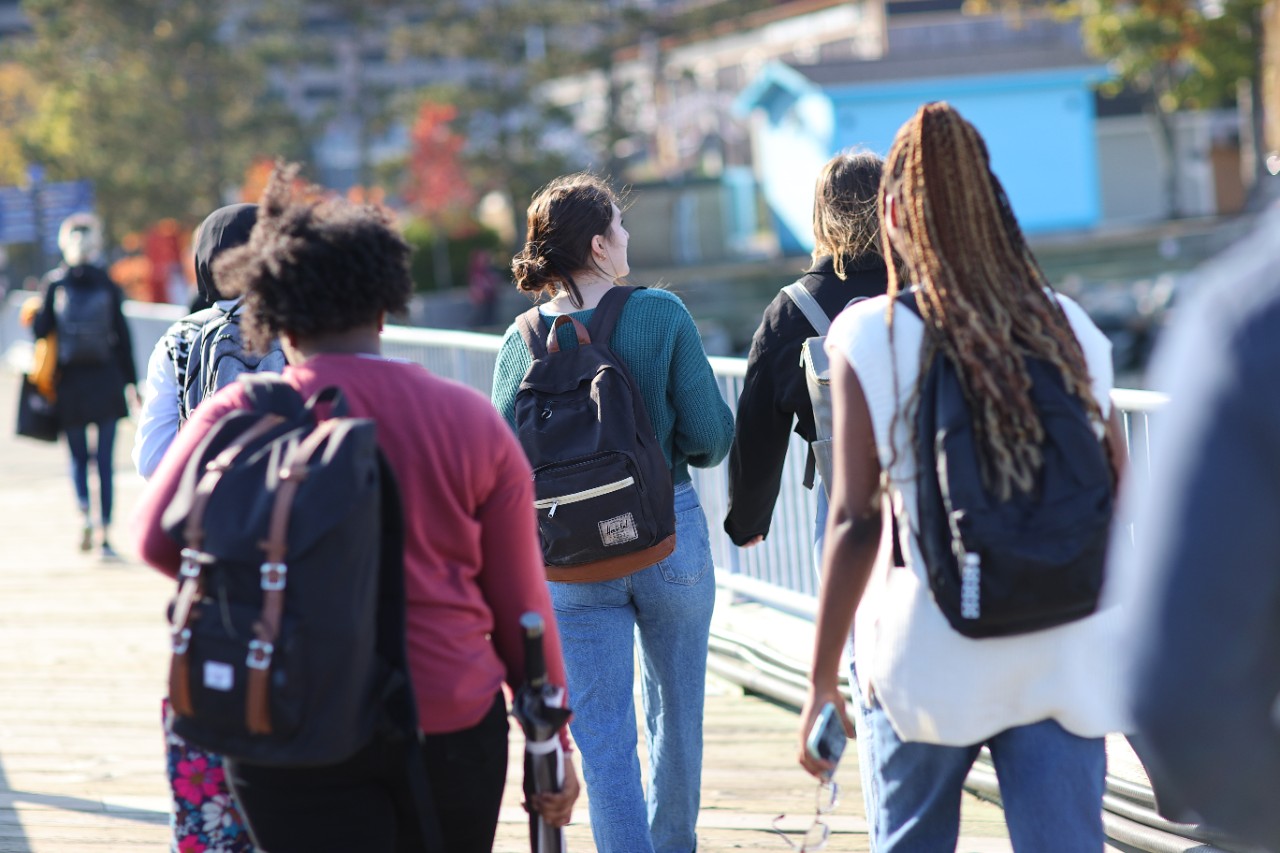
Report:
520,611,547,689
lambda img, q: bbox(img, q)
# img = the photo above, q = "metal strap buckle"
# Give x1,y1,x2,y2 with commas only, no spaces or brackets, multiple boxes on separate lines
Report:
172,628,191,655
246,640,274,670
178,548,208,579
260,562,287,591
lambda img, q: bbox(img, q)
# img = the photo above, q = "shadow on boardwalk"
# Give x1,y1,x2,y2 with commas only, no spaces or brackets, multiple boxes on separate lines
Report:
0,370,1016,853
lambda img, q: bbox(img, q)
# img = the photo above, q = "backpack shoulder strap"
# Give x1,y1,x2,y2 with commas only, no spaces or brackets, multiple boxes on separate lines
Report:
896,290,924,320
516,306,551,359
782,282,831,336
588,285,640,343
238,372,306,417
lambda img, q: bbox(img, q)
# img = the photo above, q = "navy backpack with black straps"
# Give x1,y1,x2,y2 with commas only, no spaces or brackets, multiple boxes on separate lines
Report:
900,292,1115,638
514,286,676,582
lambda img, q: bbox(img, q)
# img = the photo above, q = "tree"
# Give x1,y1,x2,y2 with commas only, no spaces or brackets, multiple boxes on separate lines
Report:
0,63,43,185
11,0,303,237
973,0,1267,216
1076,0,1266,214
403,101,478,289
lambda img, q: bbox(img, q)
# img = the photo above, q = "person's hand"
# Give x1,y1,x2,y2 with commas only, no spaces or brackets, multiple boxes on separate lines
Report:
126,384,141,413
742,535,764,548
528,754,580,828
798,687,854,781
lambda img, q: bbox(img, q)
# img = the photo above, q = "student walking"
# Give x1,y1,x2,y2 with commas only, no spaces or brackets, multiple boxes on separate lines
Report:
726,149,893,848
133,203,285,479
132,203,264,853
134,164,578,852
32,213,136,558
800,102,1130,851
724,150,889,551
492,173,734,853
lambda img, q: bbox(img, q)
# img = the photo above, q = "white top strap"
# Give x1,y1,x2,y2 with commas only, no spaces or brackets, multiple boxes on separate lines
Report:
782,283,831,336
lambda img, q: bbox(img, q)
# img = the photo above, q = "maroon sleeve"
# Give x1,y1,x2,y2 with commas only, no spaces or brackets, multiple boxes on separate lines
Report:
471,409,573,748
132,385,249,576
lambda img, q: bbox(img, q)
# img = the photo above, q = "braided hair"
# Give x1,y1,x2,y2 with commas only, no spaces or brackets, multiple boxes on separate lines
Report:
881,102,1101,500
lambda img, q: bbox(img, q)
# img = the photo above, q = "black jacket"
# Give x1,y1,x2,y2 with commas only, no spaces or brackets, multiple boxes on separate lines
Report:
33,264,136,428
723,255,889,546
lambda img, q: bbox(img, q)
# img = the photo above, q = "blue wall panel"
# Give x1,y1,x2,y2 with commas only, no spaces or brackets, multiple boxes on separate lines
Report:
740,63,1106,248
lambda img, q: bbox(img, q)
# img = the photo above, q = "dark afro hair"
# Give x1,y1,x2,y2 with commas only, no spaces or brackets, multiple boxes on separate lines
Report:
213,161,413,353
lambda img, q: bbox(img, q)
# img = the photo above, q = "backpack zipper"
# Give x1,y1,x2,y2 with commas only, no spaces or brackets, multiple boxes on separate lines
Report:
535,477,635,518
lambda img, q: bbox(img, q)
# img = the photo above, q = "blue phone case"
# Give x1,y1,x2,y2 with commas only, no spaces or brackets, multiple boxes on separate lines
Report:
806,702,847,767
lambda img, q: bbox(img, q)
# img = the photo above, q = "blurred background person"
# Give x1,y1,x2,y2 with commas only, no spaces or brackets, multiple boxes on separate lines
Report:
1118,200,1280,852
31,212,136,559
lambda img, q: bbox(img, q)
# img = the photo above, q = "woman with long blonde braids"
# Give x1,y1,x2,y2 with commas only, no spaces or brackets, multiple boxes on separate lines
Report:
798,102,1129,851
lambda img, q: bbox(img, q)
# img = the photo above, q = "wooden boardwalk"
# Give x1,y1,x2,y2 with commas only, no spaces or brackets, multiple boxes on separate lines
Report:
0,370,1016,852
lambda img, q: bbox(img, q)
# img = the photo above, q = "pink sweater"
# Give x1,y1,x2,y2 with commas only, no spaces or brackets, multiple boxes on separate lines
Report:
134,353,568,739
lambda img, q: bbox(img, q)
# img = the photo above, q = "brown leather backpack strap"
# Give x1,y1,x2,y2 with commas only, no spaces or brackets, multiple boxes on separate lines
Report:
546,315,591,353
169,414,284,718
182,415,285,548
245,419,343,736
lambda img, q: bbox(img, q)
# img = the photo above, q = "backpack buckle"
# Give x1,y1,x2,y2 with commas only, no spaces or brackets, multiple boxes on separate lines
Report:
179,548,210,579
260,562,287,591
172,627,191,655
247,640,274,670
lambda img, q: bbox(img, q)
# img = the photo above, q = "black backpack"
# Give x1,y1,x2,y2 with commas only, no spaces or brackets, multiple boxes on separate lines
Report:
514,286,676,582
900,294,1114,638
52,273,115,366
182,300,287,422
160,374,419,768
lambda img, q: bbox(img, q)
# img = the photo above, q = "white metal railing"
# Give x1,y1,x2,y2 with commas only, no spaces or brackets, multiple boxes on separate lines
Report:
375,323,1166,618
0,294,1165,619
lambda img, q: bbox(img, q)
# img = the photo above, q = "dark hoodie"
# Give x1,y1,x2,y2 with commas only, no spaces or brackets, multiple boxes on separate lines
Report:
189,203,257,312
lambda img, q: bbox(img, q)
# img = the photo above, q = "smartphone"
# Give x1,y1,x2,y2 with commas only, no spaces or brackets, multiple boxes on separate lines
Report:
805,701,847,776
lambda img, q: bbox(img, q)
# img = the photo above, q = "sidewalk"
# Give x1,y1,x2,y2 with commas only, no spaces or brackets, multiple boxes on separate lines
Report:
0,369,1016,852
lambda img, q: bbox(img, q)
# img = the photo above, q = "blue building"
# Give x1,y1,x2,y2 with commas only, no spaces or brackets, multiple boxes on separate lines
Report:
735,15,1108,254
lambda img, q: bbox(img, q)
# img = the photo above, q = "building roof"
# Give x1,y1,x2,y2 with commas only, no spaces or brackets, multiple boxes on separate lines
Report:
780,13,1101,89
788,45,1099,88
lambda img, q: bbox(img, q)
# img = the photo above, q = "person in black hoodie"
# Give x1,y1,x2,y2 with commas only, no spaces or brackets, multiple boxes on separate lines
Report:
724,151,889,548
32,212,136,558
132,203,281,479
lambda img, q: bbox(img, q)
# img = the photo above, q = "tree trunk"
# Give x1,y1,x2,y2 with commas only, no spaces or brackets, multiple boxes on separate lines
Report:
1151,104,1183,219
432,228,452,290
1242,4,1277,210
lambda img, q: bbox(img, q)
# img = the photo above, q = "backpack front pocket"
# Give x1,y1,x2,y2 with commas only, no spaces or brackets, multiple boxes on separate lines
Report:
533,451,658,566
179,598,305,739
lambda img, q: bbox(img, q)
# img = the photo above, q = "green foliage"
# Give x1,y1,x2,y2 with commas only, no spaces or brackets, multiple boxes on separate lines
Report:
402,217,501,292
1072,0,1265,111
14,0,304,238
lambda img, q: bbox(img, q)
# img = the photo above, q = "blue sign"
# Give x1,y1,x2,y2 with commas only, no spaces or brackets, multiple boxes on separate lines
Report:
0,177,95,252
0,187,36,244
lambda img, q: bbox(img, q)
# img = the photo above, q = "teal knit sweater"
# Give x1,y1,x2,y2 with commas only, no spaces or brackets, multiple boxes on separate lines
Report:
492,288,735,484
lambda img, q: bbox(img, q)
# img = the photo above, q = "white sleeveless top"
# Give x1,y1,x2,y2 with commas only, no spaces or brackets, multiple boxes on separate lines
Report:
826,292,1133,745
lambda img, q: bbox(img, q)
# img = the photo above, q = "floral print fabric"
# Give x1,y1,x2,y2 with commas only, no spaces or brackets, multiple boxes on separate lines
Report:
164,699,255,852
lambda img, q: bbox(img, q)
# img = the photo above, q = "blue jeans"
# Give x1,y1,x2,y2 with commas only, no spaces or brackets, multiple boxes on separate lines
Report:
850,672,1106,853
549,481,715,853
65,420,116,525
